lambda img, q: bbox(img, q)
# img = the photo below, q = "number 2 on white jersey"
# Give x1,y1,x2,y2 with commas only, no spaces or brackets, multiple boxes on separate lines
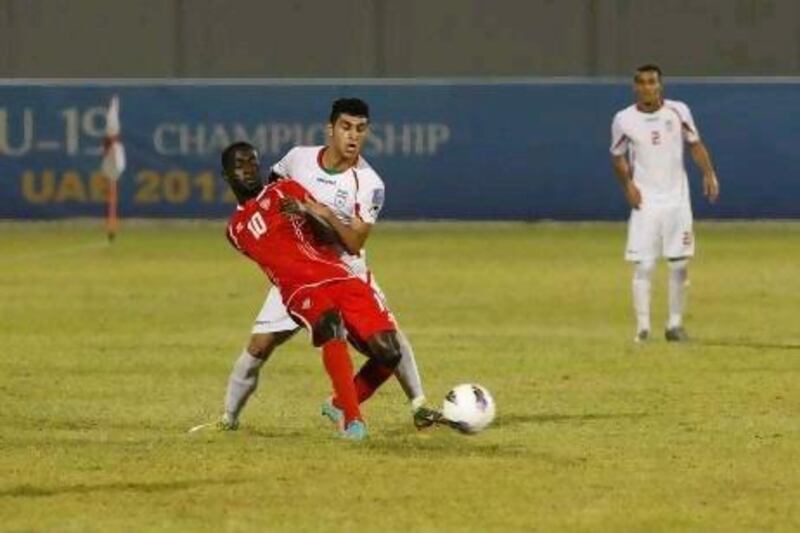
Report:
247,212,268,238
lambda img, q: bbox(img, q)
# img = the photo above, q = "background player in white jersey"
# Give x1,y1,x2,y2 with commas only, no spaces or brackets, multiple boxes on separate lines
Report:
219,98,437,429
610,64,720,342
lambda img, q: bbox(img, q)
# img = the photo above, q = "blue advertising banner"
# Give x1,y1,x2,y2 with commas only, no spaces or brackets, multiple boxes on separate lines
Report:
1,80,798,220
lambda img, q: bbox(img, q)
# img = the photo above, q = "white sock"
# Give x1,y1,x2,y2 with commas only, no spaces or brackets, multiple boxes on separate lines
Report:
668,259,689,329
393,329,425,406
224,350,266,421
633,260,655,333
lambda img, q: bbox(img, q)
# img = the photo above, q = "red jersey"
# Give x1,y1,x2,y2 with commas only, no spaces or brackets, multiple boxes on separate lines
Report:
226,179,355,306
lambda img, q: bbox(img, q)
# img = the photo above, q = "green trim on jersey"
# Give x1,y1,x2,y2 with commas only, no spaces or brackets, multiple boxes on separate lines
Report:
321,165,341,176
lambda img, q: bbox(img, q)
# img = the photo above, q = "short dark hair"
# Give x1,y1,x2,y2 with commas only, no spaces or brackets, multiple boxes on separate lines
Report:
635,64,662,82
329,98,370,124
221,141,256,172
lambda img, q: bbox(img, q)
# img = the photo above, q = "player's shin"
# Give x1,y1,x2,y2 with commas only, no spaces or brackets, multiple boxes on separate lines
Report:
393,329,425,406
348,331,402,404
668,259,689,328
351,358,397,404
224,349,267,422
633,260,655,334
321,339,361,423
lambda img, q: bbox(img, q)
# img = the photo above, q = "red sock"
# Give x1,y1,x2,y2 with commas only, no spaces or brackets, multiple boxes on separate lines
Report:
353,359,395,404
321,339,360,424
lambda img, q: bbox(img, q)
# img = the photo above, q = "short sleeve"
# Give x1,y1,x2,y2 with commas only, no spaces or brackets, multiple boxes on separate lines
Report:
677,103,701,144
357,174,385,224
610,113,629,156
271,147,297,177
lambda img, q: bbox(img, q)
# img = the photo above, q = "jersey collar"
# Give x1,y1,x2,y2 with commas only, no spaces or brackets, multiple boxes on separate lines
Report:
317,147,359,176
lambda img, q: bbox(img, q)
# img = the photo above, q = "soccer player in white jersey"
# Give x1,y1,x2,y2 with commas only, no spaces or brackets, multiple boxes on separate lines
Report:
610,64,720,342
217,98,437,430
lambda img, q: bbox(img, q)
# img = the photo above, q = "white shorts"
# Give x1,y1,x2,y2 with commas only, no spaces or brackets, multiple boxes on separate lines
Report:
251,272,393,334
625,202,695,262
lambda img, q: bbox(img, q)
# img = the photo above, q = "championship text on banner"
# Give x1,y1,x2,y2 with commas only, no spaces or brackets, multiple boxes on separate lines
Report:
1,81,798,220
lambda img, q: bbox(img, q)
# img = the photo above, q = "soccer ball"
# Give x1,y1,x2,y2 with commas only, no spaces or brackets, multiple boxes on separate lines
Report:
442,383,496,434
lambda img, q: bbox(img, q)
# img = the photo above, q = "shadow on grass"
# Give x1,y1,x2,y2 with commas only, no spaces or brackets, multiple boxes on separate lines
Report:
364,412,647,461
3,417,198,433
494,412,649,428
1,417,312,439
243,428,307,439
361,437,549,460
695,338,800,351
0,478,249,499
360,436,592,465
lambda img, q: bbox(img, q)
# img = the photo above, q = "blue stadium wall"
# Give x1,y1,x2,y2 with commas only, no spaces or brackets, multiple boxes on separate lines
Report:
1,80,798,220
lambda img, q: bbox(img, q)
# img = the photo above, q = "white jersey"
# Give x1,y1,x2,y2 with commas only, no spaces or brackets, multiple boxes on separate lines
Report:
271,146,386,277
610,99,700,206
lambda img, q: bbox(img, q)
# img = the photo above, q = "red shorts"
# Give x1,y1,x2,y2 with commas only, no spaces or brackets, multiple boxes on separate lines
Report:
288,278,395,344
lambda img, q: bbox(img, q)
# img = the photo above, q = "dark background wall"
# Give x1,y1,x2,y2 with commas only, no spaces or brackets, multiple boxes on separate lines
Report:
1,0,799,78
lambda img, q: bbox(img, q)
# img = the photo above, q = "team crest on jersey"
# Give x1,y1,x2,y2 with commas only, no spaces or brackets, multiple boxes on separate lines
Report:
258,198,271,211
236,222,244,232
665,119,674,132
334,189,349,209
301,297,312,310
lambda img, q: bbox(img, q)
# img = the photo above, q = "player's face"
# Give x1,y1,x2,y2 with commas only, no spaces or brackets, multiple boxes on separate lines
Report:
329,113,369,160
228,148,262,197
233,148,260,179
634,70,662,107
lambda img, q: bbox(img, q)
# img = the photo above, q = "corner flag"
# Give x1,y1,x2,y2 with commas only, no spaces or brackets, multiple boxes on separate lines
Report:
101,95,126,241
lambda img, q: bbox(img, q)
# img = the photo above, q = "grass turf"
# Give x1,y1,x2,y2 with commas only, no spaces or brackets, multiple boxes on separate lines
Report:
1,221,798,531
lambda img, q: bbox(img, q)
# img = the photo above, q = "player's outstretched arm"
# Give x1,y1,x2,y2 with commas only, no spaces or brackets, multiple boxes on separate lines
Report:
688,141,720,203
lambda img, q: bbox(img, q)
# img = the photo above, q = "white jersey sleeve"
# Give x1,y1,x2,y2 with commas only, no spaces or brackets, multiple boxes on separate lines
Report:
271,147,300,177
355,169,385,224
666,100,701,144
610,112,629,156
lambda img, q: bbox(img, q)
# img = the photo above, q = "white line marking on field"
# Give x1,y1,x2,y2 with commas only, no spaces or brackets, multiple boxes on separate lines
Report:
187,423,215,434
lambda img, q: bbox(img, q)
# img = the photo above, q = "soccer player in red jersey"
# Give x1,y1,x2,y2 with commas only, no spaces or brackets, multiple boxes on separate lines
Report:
217,141,405,440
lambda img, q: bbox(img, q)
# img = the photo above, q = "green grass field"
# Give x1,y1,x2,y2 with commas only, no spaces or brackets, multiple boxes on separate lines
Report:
1,220,798,532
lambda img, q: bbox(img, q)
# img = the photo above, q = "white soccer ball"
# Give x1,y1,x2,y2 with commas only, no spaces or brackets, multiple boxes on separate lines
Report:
442,383,496,434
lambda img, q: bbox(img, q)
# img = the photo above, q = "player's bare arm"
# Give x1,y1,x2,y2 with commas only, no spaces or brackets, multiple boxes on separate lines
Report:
688,141,720,203
280,196,371,253
279,197,339,245
612,154,642,209
304,198,372,254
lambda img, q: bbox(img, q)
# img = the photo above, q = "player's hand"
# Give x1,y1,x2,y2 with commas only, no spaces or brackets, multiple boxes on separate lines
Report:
279,197,306,216
703,172,720,203
625,181,642,209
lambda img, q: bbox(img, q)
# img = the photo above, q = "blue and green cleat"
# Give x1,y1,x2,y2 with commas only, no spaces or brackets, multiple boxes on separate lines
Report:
341,420,367,441
321,398,344,430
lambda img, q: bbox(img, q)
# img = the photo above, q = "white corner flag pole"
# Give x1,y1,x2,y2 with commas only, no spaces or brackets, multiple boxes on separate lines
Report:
101,95,126,242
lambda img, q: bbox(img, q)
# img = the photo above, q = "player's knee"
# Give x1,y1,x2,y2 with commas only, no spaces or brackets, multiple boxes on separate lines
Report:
247,331,293,360
247,333,276,360
668,258,689,282
311,310,345,347
365,331,402,369
668,258,689,272
634,259,656,280
346,333,371,358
